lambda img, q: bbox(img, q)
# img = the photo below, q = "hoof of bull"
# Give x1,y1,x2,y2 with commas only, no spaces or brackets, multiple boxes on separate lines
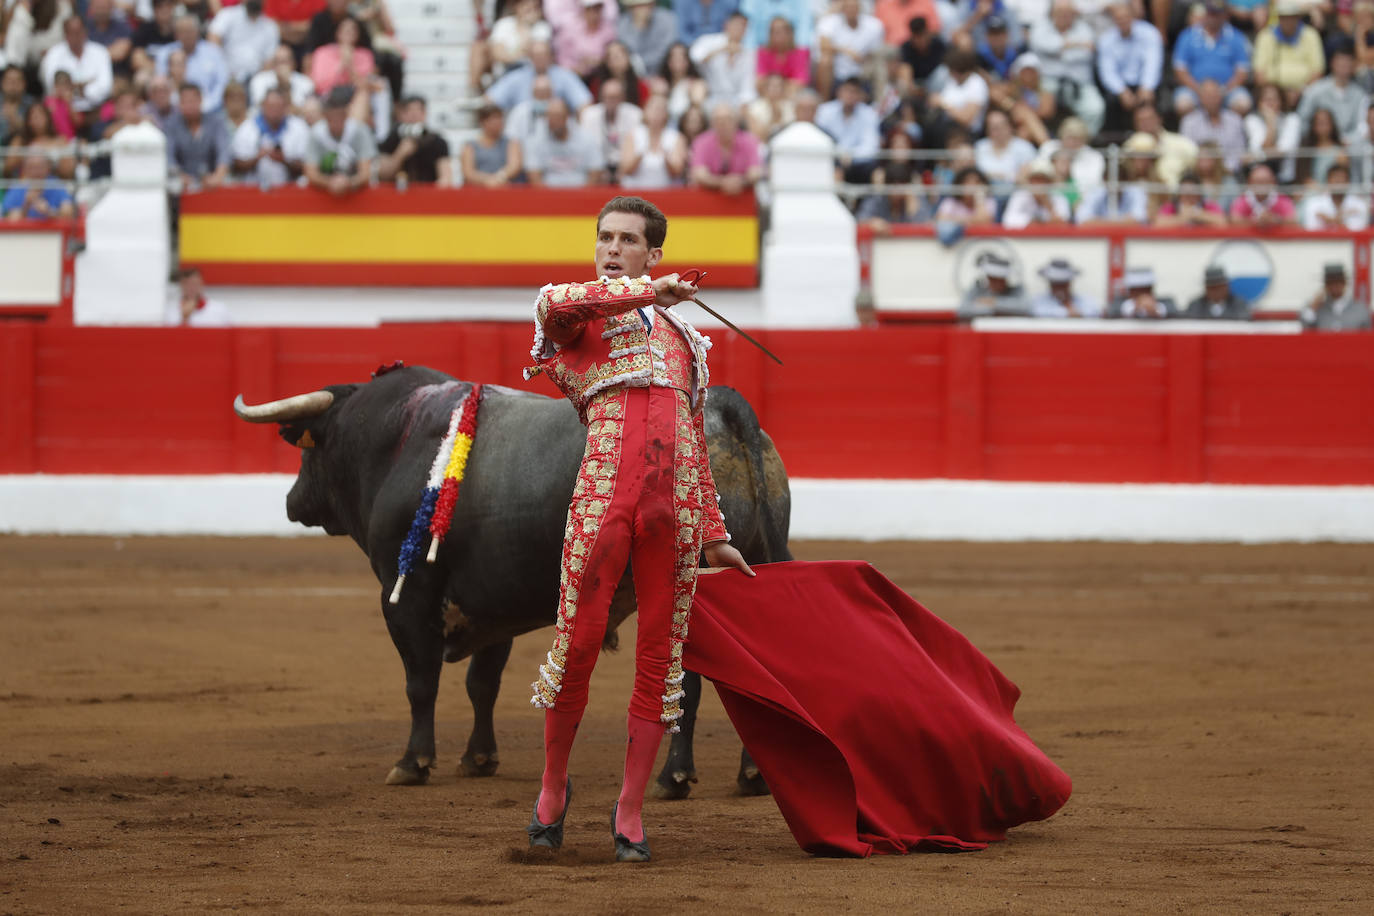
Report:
459,752,500,778
385,763,431,786
651,769,696,800
736,766,770,797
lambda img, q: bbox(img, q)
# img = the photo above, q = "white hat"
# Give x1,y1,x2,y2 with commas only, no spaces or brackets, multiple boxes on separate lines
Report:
1038,258,1079,284
1274,0,1305,15
1124,267,1155,289
582,0,602,7
981,254,1012,279
1011,52,1041,76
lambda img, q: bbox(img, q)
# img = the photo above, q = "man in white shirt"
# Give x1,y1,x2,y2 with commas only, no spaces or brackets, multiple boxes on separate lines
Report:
525,96,606,186
815,0,885,98
815,76,881,182
690,12,757,109
1301,163,1370,231
231,87,309,188
166,268,232,328
1030,258,1102,317
505,74,555,145
209,0,280,85
934,48,989,134
249,44,318,111
579,77,642,176
40,16,114,113
1001,161,1071,229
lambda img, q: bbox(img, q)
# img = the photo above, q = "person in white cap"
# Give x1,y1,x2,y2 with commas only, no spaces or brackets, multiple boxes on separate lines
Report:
1253,0,1326,107
1108,267,1178,319
1031,257,1101,317
1001,160,1070,228
957,252,1031,319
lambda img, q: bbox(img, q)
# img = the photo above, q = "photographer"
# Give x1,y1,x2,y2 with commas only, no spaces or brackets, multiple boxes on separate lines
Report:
231,87,308,188
378,95,452,185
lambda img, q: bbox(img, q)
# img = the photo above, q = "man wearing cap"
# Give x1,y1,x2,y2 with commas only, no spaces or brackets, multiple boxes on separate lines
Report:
1300,263,1372,331
1108,267,1179,319
1185,266,1251,320
1096,3,1164,133
1171,0,1252,117
1253,1,1326,105
976,15,1023,82
1001,160,1070,228
1031,258,1102,317
957,253,1031,319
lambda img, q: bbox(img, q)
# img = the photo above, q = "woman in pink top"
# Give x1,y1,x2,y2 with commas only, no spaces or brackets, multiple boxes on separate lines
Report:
756,17,810,94
310,18,377,96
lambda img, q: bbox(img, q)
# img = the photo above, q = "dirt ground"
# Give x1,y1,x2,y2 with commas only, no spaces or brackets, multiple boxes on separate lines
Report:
1,536,1370,914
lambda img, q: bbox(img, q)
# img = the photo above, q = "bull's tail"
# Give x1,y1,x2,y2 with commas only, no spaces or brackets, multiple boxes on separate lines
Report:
709,386,792,563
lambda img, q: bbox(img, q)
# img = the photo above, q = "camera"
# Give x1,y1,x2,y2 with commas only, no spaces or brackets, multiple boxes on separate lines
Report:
398,122,425,139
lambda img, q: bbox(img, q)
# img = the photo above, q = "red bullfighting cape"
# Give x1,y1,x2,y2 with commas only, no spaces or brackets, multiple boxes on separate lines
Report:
685,560,1072,857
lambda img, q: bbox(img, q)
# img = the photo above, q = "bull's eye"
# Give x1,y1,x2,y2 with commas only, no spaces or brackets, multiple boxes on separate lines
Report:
295,430,317,448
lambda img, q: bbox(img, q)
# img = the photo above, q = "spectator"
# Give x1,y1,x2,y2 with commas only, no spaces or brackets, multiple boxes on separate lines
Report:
1229,162,1296,225
1154,171,1229,226
953,0,1025,49
691,12,756,108
2,152,74,220
677,102,710,151
265,0,329,49
132,0,177,78
580,77,642,176
587,40,647,105
816,0,885,98
1048,146,1081,211
1194,141,1241,209
738,0,808,49
934,47,989,134
620,94,685,189
990,51,1053,145
1302,162,1369,230
0,66,33,147
678,0,741,48
473,0,552,92
1035,116,1104,190
525,96,605,185
305,0,371,65
1297,40,1367,138
658,41,708,123
1133,103,1198,187
1029,0,1103,135
793,86,819,123
816,76,880,183
931,127,975,186
1096,2,1164,133
976,15,1022,83
856,129,932,230
755,15,808,95
1172,0,1252,116
1300,262,1372,330
555,0,617,78
486,40,593,112
974,107,1036,190
309,17,374,95
166,48,188,89
689,101,761,193
378,94,452,185
8,103,73,179
619,0,679,77
304,85,377,196
223,81,250,133
1108,267,1179,319
351,0,403,101
157,15,229,113
1252,1,1325,105
6,0,75,75
898,15,946,87
40,16,113,115
250,44,318,111
89,87,144,177
231,86,308,187
84,0,132,78
167,267,232,328
544,0,616,36
1076,131,1155,224
209,0,280,86
1185,265,1251,319
505,74,554,145
461,102,521,186
43,70,77,139
934,166,995,224
876,0,939,47
747,72,796,138
1245,83,1301,182
1356,1,1374,89
142,73,175,130
166,83,231,190
1297,107,1346,184
1179,79,1247,173
1001,159,1070,228
1031,258,1100,317
957,253,1031,319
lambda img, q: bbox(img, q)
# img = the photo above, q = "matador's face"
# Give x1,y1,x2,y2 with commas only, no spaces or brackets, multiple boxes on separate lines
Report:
595,212,662,279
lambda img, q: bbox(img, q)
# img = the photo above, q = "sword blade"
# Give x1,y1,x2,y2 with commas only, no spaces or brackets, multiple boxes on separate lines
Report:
689,298,784,366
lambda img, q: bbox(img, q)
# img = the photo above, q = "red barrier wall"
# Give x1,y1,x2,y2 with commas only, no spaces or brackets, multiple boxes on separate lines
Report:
2,324,1372,484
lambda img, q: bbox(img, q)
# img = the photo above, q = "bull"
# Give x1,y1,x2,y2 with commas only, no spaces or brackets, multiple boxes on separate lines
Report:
233,365,792,798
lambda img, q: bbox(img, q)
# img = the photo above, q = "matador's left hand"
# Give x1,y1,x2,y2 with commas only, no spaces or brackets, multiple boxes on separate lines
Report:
704,541,755,577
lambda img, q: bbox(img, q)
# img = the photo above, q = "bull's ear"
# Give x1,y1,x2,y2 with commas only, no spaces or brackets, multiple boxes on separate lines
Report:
279,422,320,449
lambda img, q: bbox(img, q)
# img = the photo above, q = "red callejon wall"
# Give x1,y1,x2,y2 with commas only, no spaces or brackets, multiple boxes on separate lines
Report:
1,324,1372,483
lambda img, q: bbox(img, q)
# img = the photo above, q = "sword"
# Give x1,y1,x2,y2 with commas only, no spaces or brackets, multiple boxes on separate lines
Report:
689,297,784,366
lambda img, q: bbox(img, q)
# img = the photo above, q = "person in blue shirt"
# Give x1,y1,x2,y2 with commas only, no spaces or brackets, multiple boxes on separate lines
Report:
1097,3,1164,133
677,0,742,47
739,0,811,49
3,154,76,221
1172,0,1253,116
815,77,881,182
155,15,231,113
976,14,1022,81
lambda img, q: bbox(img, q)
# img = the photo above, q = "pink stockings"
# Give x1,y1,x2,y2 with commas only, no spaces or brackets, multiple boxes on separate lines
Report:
535,707,581,824
537,710,667,843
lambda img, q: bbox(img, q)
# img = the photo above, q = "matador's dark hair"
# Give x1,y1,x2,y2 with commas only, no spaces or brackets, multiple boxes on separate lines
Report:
597,196,668,249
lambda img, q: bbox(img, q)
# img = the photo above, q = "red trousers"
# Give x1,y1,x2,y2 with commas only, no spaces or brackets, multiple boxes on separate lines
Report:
531,385,705,729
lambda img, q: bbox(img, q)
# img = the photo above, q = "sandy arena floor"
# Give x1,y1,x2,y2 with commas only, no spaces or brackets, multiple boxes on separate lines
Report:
1,536,1370,913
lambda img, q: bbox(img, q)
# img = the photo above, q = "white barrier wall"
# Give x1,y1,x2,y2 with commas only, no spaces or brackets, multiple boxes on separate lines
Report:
0,232,64,306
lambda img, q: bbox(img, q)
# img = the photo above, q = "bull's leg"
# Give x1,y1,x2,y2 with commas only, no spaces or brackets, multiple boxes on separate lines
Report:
737,746,769,796
382,589,445,787
459,638,511,777
652,669,702,799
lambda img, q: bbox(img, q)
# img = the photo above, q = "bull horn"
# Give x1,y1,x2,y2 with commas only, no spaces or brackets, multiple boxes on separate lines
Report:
233,390,334,423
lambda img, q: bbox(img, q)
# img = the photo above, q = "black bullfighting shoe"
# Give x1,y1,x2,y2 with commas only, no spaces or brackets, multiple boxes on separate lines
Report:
527,779,573,850
611,803,652,863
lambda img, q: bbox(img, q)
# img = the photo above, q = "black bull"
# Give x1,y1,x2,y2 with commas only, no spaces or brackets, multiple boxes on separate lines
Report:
234,366,792,797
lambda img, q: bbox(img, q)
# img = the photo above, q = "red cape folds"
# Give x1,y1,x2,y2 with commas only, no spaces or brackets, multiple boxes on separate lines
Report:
685,561,1072,857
